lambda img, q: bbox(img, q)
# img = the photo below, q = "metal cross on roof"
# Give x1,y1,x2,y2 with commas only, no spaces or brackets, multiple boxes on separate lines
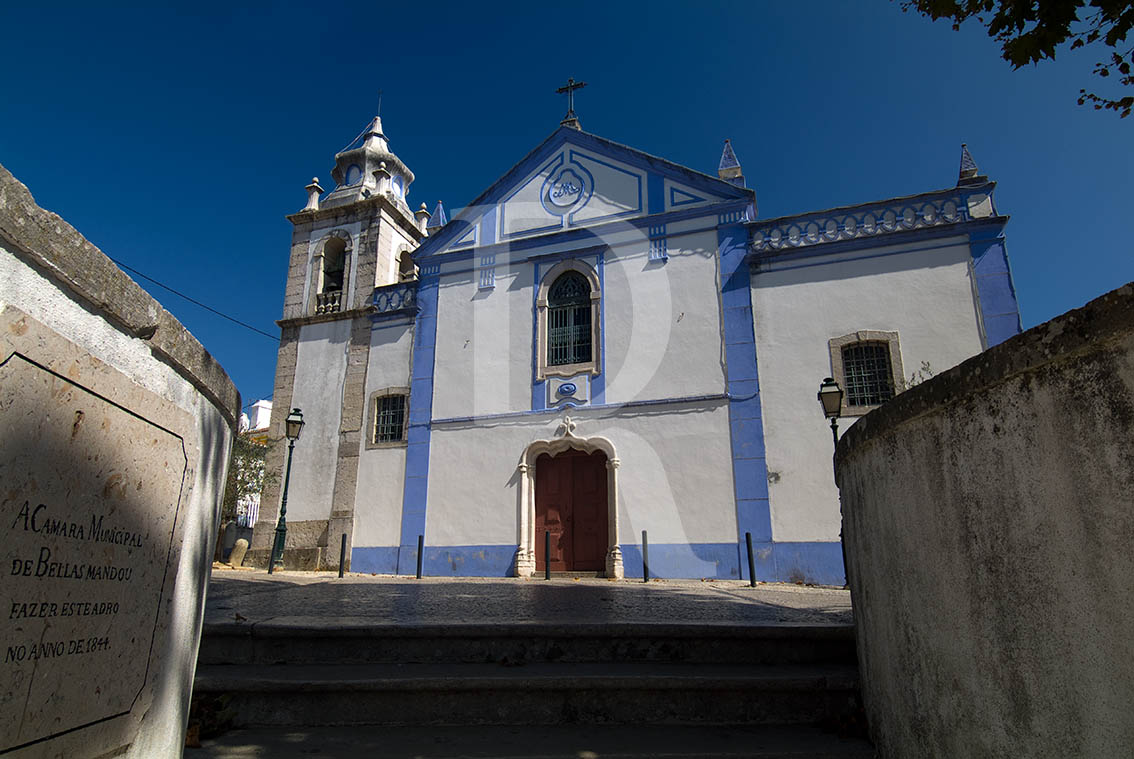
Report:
556,77,587,129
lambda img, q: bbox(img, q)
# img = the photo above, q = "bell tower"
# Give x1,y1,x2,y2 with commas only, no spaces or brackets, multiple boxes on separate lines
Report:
250,115,428,571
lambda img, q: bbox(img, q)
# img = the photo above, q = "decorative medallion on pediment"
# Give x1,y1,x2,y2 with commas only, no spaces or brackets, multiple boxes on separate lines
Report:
540,159,593,218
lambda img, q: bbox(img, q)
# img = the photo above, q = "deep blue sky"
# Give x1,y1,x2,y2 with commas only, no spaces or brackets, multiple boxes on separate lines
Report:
2,2,1130,408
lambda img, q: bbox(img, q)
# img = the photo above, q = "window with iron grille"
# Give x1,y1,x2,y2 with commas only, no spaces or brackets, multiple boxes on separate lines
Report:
547,272,592,366
373,394,407,443
841,343,894,406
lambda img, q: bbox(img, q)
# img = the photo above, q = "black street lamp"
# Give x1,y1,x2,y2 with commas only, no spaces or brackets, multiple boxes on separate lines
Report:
817,378,849,589
817,377,844,452
268,408,305,574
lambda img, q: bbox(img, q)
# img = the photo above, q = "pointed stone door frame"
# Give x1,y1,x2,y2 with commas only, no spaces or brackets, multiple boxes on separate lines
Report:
515,417,624,579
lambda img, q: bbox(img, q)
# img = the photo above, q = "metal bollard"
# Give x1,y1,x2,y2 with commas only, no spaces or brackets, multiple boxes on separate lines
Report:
545,530,551,580
416,534,424,580
338,533,347,578
746,531,756,587
642,530,649,582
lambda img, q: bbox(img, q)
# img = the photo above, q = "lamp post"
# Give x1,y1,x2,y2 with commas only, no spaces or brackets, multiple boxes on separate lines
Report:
268,408,305,574
817,378,848,588
817,377,844,452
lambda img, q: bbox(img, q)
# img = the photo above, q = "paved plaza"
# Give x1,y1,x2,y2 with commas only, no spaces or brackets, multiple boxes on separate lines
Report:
203,568,854,628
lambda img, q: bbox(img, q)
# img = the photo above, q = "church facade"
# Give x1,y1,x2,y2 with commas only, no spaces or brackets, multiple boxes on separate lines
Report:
249,112,1020,585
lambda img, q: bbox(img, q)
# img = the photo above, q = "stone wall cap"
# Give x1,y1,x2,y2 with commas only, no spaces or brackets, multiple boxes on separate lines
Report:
0,163,242,428
835,280,1134,476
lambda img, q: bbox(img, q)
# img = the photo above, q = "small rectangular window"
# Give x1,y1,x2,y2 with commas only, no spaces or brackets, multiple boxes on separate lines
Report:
373,394,407,443
842,343,894,406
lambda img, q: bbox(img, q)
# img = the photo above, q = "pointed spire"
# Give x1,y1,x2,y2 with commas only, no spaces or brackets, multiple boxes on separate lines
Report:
362,116,389,153
957,143,986,186
719,139,740,172
717,139,745,188
426,200,448,230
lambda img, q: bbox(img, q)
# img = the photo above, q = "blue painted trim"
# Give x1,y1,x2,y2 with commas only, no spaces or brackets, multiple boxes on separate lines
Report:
499,153,565,241
749,181,996,234
751,216,1007,267
368,312,416,325
526,244,607,264
769,542,845,586
414,126,752,258
647,172,664,215
452,223,478,248
531,260,545,411
433,392,729,427
755,234,993,277
421,199,747,265
593,249,606,405
356,540,842,583
969,230,1022,347
566,150,642,227
670,186,706,207
481,207,497,247
423,545,517,577
397,270,440,575
350,546,399,575
621,543,741,580
539,155,595,221
719,222,772,582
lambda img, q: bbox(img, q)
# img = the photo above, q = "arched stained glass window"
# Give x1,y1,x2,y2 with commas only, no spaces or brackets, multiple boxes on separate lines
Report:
547,272,592,366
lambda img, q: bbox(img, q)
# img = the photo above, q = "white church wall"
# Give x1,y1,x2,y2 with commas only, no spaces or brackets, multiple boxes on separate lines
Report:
364,319,414,391
603,230,725,405
352,448,406,549
351,319,413,559
286,319,352,522
424,403,739,578
752,236,986,544
431,263,535,419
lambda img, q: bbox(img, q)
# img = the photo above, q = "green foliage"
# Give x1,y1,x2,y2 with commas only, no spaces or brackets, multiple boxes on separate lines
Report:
903,0,1134,117
220,434,272,523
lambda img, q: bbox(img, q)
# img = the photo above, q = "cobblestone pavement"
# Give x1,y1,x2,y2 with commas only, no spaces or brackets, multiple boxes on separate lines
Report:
205,568,853,627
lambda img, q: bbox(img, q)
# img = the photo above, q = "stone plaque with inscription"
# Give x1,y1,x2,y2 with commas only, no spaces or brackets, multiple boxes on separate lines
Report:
1,352,186,753
1,163,238,758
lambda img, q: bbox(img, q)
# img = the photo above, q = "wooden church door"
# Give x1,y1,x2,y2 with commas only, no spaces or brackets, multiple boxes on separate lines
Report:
535,449,608,572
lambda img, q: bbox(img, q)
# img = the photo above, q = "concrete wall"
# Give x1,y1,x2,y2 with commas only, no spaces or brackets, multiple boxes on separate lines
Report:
0,165,239,758
754,237,985,544
835,282,1134,758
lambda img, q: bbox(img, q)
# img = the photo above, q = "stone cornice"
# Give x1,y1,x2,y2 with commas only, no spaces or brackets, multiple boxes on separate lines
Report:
287,193,424,240
277,306,375,329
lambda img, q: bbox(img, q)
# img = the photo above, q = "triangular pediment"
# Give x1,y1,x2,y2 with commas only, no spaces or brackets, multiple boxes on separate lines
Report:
419,127,751,257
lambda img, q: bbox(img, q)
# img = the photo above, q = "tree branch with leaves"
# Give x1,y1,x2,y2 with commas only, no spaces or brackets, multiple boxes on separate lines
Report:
903,1,1134,117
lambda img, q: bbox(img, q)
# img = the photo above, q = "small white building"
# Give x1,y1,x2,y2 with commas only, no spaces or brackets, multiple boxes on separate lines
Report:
250,111,1020,584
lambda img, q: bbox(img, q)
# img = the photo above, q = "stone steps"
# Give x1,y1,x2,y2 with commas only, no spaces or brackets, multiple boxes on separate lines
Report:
194,724,876,758
198,621,857,667
193,622,865,734
193,661,860,727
